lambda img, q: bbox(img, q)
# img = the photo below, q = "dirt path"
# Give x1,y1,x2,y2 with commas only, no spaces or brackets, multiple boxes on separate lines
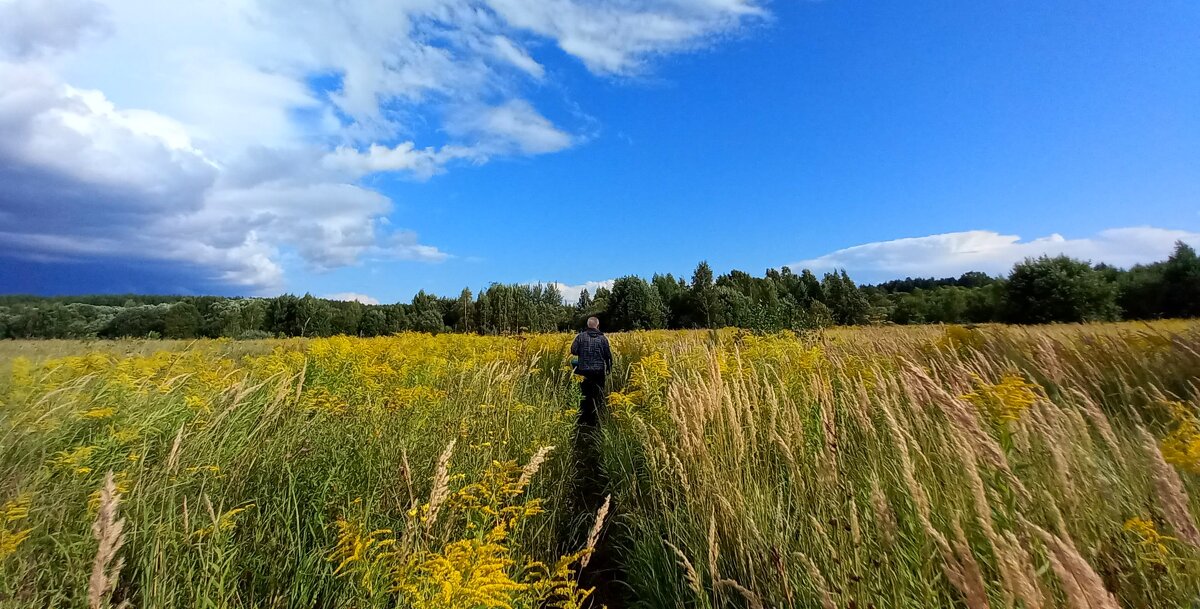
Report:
568,425,628,609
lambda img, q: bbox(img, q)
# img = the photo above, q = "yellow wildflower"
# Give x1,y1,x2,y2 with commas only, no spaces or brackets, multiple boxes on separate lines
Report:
1161,401,1200,474
1124,517,1175,565
193,503,256,540
50,445,97,473
88,472,132,511
0,495,33,561
961,373,1039,425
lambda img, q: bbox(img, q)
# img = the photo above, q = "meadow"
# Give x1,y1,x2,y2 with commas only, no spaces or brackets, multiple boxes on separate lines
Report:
1,322,1199,608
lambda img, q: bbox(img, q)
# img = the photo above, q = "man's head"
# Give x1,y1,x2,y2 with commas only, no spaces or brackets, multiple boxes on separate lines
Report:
587,316,600,330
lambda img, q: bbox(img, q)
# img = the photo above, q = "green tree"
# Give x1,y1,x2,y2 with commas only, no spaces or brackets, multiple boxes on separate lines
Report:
359,308,389,336
607,276,666,331
688,261,721,328
652,273,689,329
265,295,301,337
296,295,334,337
453,288,475,333
890,291,929,325
410,290,446,334
926,286,968,323
821,271,869,325
802,301,835,329
1004,256,1119,324
798,269,823,307
163,302,202,339
331,301,365,336
101,305,169,338
1161,241,1200,318
384,304,410,333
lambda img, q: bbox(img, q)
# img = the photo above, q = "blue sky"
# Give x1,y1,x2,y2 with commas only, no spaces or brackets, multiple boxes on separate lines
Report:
1,0,1197,304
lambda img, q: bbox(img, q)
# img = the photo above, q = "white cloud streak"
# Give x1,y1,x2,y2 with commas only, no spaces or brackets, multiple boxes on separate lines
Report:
541,279,615,304
790,227,1200,280
325,292,380,305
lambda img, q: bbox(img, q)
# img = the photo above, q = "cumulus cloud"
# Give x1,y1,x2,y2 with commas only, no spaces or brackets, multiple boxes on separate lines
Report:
789,227,1200,281
0,0,764,293
325,292,381,305
0,64,444,291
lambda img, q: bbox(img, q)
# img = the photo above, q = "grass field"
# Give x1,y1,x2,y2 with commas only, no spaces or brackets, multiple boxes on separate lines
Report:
2,322,1199,608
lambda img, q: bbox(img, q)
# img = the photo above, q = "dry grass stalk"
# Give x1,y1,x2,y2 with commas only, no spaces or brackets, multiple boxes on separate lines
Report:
809,515,839,565
946,519,991,609
771,430,796,466
716,578,764,609
165,422,185,473
1029,406,1077,507
1072,390,1122,459
869,474,897,547
707,511,720,581
181,495,190,536
425,439,456,529
672,453,692,496
876,397,930,522
88,471,130,609
400,448,415,510
517,445,554,490
849,497,861,547
1063,408,1096,455
904,363,1024,494
798,552,837,609
998,531,1045,609
665,540,702,596
819,397,840,489
1041,491,1069,537
1028,522,1118,609
580,494,611,568
667,384,695,456
1043,548,1088,609
1139,427,1200,547
723,378,748,464
950,432,1027,608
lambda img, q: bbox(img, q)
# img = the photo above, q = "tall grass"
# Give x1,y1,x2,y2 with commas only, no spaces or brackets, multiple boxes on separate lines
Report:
601,322,1200,608
0,335,589,607
1,323,1198,608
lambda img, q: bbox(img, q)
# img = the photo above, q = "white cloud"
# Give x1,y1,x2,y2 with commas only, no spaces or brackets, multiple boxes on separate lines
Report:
0,0,764,292
325,292,380,305
489,35,545,79
790,227,1200,280
485,0,764,75
322,142,485,181
541,279,615,304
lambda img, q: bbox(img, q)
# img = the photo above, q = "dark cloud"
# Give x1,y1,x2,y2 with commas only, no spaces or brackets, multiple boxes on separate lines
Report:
0,254,246,297
0,0,111,59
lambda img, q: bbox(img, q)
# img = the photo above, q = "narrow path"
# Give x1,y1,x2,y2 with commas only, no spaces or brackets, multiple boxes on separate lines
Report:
569,424,627,609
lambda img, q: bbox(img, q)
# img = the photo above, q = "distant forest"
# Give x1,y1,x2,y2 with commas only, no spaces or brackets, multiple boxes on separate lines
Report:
2,242,1198,340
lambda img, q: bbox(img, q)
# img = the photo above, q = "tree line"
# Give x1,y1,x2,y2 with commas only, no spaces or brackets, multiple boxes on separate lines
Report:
2,242,1197,339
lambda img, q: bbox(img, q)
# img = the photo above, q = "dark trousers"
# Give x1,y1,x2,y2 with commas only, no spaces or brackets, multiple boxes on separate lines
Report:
578,371,606,428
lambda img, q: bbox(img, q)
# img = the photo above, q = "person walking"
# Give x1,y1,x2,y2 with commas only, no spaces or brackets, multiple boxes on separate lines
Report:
570,316,612,428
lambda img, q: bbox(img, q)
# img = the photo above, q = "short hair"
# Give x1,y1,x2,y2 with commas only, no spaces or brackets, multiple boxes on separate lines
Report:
587,316,600,329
